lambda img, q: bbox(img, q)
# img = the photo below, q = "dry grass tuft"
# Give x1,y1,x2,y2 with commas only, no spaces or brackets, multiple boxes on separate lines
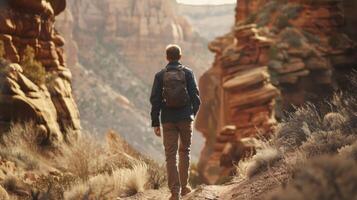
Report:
0,148,39,171
58,134,105,181
274,104,323,151
121,162,148,196
267,155,357,200
63,182,90,200
0,122,43,171
2,122,42,151
0,122,156,199
301,130,356,158
265,73,357,199
237,143,283,179
59,131,155,198
338,141,357,161
323,112,346,130
64,162,149,199
147,162,167,190
331,93,357,131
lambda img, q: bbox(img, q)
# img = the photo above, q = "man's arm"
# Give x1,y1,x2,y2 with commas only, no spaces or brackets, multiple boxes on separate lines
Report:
187,70,201,116
150,72,163,127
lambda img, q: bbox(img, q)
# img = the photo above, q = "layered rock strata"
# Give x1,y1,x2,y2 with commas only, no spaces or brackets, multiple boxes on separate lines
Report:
65,0,210,84
0,0,80,143
196,0,357,183
196,25,279,184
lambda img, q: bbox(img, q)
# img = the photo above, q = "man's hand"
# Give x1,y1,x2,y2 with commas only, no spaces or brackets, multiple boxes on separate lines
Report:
153,127,161,137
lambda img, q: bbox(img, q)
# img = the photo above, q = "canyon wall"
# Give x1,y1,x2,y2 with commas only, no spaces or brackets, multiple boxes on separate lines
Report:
0,0,80,144
196,0,357,183
67,0,210,84
178,3,235,41
54,0,213,160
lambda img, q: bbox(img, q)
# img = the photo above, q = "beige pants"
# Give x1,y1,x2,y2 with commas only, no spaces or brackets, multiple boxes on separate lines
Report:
162,121,192,195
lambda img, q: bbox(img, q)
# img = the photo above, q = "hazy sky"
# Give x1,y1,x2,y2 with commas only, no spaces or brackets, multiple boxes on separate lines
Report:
177,0,235,5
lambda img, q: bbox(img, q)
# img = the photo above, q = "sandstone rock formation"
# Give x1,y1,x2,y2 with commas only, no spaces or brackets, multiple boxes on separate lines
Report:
196,26,279,184
0,0,80,143
196,0,357,183
65,0,210,84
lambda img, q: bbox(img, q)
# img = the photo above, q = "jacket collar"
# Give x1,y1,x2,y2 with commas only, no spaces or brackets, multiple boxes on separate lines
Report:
166,61,182,69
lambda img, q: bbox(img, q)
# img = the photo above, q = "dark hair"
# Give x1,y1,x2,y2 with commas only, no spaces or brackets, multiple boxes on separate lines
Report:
166,44,182,61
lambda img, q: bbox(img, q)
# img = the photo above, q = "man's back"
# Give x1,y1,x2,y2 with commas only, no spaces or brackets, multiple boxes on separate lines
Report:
150,61,200,127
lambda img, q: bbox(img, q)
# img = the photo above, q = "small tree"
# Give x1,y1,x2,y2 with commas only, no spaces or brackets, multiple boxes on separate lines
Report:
21,46,46,86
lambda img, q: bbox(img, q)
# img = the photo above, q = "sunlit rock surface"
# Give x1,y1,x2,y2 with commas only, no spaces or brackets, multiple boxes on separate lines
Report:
0,0,80,143
196,0,357,184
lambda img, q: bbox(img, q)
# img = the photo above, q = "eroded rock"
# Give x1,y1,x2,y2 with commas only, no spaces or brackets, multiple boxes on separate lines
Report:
196,0,357,183
0,0,80,143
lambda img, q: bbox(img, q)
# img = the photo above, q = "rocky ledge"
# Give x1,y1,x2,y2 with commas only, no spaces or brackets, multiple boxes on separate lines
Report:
0,0,80,144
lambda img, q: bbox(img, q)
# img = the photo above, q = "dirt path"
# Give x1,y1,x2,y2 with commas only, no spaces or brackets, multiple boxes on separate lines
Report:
118,184,234,200
119,162,288,200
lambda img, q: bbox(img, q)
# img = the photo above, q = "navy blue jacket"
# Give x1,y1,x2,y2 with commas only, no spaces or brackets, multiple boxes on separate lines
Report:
150,61,201,127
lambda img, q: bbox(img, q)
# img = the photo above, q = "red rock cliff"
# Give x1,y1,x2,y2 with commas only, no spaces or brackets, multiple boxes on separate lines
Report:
196,0,357,184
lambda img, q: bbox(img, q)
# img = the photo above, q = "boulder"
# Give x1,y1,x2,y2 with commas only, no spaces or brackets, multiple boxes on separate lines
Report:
0,64,63,143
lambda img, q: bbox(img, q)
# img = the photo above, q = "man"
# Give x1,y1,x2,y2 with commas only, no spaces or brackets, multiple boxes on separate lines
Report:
150,44,201,200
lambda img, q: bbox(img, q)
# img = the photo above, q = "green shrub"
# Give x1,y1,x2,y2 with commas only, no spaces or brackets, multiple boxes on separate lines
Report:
21,46,46,86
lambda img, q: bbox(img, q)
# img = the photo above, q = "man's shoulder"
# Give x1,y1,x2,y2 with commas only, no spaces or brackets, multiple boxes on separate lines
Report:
182,65,194,74
155,69,166,77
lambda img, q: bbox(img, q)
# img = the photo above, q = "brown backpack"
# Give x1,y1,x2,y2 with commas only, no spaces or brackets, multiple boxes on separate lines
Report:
162,66,190,108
